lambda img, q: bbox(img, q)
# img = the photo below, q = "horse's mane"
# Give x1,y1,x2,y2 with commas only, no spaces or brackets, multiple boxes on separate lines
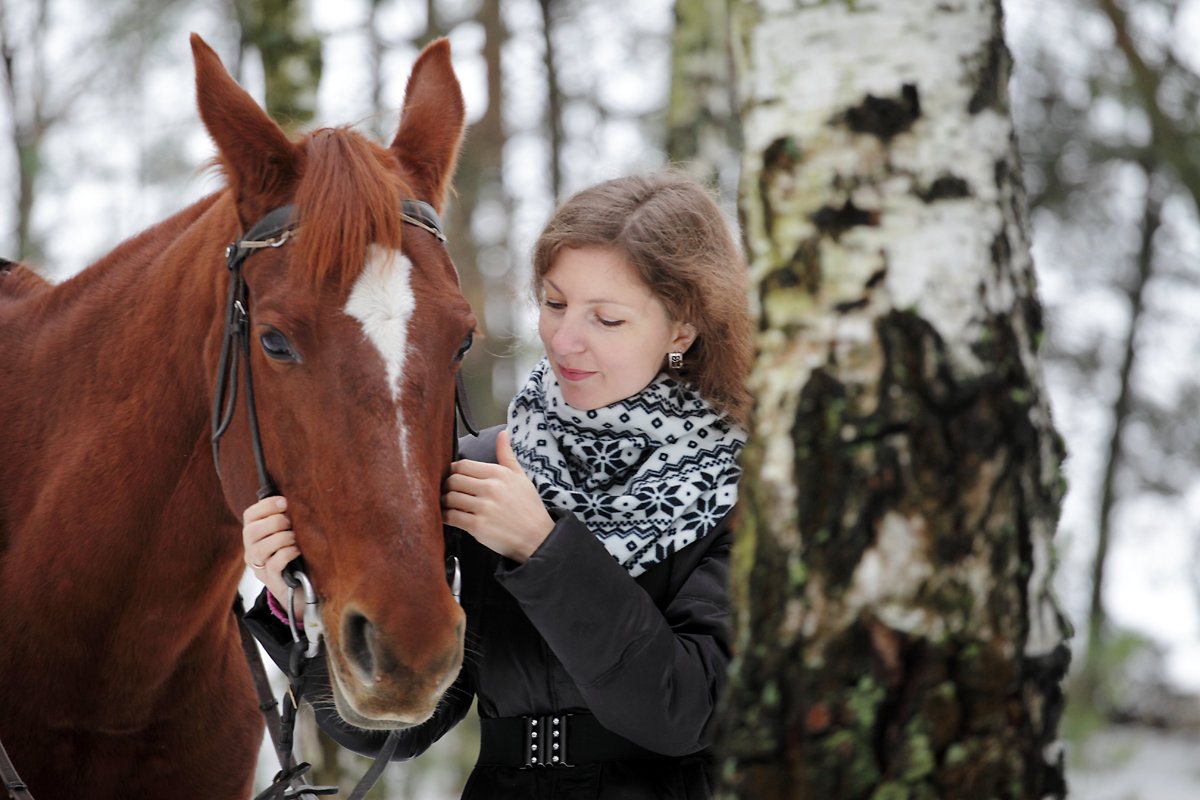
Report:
292,127,414,292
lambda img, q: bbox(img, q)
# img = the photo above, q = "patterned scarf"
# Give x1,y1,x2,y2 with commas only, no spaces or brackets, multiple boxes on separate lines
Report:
507,358,747,577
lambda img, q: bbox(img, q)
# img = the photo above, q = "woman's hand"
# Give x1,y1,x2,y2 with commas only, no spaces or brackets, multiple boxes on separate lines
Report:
442,430,555,563
243,495,304,620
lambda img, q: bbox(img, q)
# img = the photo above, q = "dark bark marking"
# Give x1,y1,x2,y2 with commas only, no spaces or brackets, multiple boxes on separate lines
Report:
843,83,921,141
757,237,822,333
919,175,972,203
759,137,803,237
780,306,1067,794
810,199,878,241
1021,643,1071,798
968,18,1011,115
834,298,870,314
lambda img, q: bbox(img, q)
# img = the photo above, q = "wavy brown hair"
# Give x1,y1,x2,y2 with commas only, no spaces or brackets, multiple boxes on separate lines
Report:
532,171,753,423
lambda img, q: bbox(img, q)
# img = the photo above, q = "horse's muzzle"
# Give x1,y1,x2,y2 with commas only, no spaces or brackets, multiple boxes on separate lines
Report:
327,606,465,729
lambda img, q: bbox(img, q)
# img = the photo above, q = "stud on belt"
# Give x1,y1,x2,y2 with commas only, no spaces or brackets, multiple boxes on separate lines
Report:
524,714,572,768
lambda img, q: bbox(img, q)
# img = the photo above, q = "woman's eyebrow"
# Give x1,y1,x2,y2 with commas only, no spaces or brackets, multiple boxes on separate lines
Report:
543,278,637,309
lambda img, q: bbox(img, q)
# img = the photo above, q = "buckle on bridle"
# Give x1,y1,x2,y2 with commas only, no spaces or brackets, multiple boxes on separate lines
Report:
283,568,325,660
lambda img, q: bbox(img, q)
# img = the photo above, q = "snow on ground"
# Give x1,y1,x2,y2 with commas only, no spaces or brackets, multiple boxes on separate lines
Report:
1068,726,1200,800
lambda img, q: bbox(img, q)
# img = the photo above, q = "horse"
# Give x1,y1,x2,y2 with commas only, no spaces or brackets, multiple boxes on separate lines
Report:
0,34,473,799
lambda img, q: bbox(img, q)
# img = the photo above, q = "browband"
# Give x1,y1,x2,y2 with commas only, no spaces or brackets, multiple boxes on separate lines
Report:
228,198,445,264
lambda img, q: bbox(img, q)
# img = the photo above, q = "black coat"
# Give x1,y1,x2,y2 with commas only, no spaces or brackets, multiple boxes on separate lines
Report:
245,425,734,799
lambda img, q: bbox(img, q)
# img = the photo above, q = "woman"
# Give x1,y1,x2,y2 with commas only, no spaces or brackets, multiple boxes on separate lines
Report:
242,171,753,798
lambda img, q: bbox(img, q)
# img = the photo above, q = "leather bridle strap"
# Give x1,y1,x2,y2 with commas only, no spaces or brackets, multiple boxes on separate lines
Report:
211,204,296,501
0,739,33,800
233,596,289,768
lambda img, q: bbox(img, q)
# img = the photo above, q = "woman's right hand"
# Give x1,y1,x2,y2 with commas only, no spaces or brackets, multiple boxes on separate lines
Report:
243,495,304,621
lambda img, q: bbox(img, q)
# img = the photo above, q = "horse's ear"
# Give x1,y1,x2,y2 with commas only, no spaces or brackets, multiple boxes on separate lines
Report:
390,39,465,213
191,34,300,226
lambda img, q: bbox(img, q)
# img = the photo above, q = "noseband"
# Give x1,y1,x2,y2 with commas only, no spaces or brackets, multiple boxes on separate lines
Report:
214,199,476,800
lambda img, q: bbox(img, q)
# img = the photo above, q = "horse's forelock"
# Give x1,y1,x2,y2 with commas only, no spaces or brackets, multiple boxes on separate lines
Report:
293,128,412,292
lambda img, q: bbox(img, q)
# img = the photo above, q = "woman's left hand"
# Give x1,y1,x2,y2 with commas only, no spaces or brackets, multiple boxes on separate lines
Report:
442,430,554,563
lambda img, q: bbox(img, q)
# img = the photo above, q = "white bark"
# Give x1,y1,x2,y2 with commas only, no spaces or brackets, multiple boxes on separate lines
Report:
733,0,1066,657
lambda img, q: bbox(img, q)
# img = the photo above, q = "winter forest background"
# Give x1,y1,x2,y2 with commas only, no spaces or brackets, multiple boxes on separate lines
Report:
3,0,1199,797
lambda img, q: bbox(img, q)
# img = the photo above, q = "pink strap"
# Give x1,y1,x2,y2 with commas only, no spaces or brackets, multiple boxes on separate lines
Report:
266,590,298,628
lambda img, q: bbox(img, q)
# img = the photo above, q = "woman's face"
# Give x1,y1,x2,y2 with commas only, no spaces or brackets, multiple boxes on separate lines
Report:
538,247,696,411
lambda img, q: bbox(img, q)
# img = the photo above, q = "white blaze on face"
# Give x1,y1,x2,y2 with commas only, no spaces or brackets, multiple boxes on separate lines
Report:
344,245,417,462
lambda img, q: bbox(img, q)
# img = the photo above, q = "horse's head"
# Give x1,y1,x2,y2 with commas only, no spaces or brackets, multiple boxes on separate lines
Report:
193,34,472,727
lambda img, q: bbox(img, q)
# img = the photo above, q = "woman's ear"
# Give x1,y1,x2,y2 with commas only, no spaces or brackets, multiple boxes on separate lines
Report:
671,322,699,355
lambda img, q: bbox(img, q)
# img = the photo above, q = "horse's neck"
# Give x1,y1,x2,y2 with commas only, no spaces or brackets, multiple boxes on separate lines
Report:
0,194,247,715
4,195,228,462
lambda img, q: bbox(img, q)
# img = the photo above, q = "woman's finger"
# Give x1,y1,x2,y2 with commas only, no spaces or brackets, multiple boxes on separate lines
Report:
441,507,470,531
442,472,485,496
448,458,505,480
243,495,287,525
445,485,497,517
247,529,296,564
264,545,302,574
243,513,291,544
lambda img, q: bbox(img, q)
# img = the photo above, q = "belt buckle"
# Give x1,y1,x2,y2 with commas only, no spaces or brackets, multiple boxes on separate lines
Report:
524,714,571,768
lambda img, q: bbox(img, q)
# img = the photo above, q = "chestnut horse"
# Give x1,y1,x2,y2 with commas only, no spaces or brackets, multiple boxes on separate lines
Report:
0,35,472,799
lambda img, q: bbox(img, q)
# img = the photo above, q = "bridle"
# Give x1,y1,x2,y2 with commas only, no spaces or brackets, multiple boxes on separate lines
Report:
211,198,477,498
0,201,478,800
214,199,477,800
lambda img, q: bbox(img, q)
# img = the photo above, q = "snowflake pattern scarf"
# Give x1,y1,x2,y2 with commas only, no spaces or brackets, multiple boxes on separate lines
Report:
507,358,747,577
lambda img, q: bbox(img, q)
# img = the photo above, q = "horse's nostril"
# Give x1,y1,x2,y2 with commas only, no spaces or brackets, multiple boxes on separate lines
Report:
344,611,377,681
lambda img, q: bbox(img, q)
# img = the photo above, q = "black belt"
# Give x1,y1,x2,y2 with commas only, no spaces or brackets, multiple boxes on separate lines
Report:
477,714,663,768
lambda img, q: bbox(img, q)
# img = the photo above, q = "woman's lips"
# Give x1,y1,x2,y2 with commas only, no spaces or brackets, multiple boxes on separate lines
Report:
558,366,596,382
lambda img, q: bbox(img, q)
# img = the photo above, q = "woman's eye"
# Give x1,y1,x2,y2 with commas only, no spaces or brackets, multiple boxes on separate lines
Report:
597,316,625,328
455,332,474,362
542,299,565,311
260,328,299,362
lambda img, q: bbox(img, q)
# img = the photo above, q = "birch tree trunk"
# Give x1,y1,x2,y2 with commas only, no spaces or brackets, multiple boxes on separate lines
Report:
719,1,1071,797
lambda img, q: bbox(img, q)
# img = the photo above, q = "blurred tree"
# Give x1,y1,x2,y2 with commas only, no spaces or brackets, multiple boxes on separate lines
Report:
233,0,323,128
718,1,1070,797
539,0,564,200
441,0,512,425
0,0,51,261
665,0,740,198
0,0,193,263
1010,0,1200,722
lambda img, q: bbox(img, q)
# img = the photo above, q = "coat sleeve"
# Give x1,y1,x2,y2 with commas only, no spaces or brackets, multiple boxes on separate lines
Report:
492,512,733,757
241,588,476,761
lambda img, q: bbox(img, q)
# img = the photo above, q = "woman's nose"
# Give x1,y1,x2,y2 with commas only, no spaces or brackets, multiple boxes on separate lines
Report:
550,315,586,354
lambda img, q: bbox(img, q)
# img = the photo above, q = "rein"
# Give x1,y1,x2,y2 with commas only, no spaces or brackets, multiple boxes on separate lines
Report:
214,198,477,800
0,740,32,800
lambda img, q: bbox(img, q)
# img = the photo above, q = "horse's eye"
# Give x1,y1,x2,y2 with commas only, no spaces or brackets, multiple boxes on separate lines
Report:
260,328,299,362
455,332,473,362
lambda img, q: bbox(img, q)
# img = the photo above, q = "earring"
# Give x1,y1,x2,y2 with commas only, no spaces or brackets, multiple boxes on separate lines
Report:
668,352,683,370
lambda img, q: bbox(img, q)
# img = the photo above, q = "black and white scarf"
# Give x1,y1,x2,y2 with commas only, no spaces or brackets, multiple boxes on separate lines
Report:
507,358,747,577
